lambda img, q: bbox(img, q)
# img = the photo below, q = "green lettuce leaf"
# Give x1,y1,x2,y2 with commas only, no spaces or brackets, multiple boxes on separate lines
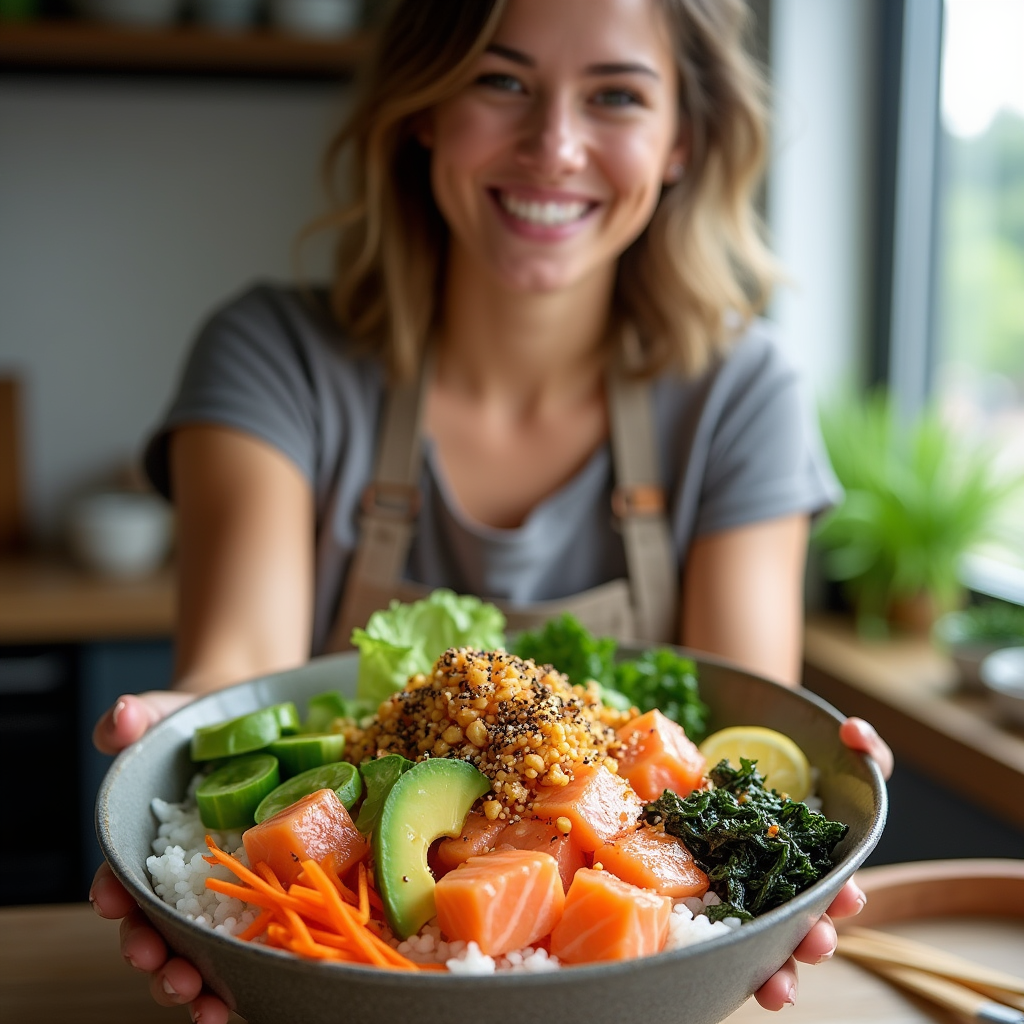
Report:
351,589,507,705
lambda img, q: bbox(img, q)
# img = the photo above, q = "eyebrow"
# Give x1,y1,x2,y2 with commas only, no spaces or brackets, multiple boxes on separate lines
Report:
485,43,660,79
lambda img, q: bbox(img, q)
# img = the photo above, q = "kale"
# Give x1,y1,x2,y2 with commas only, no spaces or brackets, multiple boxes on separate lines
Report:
646,759,849,922
513,613,618,690
513,613,710,741
612,647,710,744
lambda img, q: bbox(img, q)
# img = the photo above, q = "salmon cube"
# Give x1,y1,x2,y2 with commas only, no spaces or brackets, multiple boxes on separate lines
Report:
242,788,367,887
594,825,709,898
549,867,672,964
435,812,508,872
494,816,587,892
615,708,706,800
530,763,644,852
434,849,566,956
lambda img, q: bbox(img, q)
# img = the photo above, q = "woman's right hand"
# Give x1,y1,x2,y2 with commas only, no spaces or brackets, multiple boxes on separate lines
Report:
90,690,234,1024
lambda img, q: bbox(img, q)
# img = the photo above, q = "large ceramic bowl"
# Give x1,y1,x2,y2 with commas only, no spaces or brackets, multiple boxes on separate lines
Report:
97,649,887,1024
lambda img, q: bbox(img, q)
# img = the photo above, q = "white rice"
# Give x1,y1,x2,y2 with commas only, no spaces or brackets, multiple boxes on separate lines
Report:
146,775,260,938
145,781,744,968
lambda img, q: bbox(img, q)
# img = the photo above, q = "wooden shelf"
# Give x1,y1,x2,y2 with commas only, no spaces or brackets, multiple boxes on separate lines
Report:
0,19,369,77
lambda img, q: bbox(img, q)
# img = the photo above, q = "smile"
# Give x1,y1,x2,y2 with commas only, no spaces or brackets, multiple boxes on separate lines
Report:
497,192,592,227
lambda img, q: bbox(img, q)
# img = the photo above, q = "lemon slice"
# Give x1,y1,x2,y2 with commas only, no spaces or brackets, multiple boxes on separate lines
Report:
698,726,812,801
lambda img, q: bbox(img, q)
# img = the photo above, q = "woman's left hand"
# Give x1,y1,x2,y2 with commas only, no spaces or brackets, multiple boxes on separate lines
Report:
753,716,893,1010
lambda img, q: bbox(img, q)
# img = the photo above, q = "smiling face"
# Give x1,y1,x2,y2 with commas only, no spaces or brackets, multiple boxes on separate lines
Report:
420,0,687,298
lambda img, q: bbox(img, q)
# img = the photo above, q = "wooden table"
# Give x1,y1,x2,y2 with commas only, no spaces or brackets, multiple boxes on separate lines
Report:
3,863,1022,1024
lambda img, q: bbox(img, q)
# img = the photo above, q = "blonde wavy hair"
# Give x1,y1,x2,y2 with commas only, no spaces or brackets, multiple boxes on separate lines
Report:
305,0,778,382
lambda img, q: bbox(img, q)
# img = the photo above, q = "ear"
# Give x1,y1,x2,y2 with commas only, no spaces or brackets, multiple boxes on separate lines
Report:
411,110,435,149
663,127,691,185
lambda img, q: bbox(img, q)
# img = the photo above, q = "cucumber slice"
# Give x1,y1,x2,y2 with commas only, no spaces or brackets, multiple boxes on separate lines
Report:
190,702,300,762
196,753,280,830
267,733,346,776
254,761,363,824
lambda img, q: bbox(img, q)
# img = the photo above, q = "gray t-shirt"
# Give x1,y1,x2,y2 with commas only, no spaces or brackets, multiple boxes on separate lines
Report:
144,283,840,654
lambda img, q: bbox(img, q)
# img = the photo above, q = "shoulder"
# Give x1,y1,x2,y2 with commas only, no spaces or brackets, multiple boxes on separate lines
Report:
652,317,800,421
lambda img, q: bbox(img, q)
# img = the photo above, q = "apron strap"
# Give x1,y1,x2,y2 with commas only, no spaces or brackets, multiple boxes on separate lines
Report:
324,354,432,652
605,356,679,643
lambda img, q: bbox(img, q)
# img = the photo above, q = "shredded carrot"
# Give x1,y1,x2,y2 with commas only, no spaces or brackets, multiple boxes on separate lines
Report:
202,836,423,971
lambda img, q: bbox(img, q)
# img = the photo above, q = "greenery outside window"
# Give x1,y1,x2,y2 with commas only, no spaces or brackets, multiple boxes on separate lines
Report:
934,0,1024,603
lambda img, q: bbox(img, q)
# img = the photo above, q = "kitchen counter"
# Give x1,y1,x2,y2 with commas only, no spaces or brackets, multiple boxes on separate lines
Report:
0,554,174,643
803,613,1024,834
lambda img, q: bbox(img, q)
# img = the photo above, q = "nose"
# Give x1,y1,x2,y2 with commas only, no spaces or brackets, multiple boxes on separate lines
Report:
516,92,587,177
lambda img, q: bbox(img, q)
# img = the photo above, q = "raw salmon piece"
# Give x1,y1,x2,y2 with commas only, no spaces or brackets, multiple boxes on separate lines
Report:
530,763,643,852
242,788,367,888
434,848,565,956
435,812,508,872
615,708,706,801
594,825,709,898
549,867,672,965
493,816,586,892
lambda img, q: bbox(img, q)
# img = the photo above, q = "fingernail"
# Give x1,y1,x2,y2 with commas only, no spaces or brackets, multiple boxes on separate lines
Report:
162,977,178,998
783,981,797,1006
191,1009,203,1023
123,952,139,969
112,700,127,728
850,882,868,912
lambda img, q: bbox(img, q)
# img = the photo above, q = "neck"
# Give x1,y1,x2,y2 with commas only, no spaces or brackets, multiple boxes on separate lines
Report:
435,249,615,414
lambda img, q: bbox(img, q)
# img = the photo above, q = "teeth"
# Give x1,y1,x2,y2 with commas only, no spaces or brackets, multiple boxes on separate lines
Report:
499,193,588,226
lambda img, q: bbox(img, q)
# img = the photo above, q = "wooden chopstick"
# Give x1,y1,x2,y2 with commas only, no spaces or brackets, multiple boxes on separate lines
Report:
840,926,1024,998
857,960,1024,1023
837,926,1024,1021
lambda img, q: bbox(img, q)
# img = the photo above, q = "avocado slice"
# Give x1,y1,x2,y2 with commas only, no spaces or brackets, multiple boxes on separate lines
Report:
374,758,491,939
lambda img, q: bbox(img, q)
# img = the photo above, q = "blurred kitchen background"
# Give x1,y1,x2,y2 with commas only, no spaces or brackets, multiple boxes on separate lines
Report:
0,0,1021,905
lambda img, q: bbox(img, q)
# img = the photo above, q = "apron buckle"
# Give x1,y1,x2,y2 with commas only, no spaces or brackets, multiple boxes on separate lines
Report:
611,484,665,519
361,481,421,520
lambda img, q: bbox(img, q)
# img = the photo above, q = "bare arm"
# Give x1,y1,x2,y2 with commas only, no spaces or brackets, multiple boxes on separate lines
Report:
681,513,810,686
170,424,315,694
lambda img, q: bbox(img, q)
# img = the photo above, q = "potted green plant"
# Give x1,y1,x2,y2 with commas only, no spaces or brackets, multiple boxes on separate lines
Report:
812,389,1024,636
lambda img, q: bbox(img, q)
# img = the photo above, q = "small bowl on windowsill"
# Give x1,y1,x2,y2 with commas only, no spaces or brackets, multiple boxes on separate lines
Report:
979,646,1024,728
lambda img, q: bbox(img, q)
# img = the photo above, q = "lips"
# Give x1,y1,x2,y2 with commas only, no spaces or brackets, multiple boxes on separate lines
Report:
495,190,594,227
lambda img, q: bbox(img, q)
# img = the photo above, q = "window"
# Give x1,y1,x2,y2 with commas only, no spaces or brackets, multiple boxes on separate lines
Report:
881,0,1024,605
935,0,1024,601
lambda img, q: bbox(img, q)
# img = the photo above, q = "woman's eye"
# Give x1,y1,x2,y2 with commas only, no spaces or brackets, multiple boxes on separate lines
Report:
476,72,524,94
593,88,643,108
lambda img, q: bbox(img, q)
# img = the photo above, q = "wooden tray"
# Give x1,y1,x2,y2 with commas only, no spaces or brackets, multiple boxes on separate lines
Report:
849,858,1024,926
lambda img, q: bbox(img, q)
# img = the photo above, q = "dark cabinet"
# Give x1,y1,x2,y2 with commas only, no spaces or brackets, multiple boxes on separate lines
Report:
0,637,174,905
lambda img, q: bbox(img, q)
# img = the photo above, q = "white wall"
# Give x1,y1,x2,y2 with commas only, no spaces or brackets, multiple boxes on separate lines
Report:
0,78,345,540
766,0,879,398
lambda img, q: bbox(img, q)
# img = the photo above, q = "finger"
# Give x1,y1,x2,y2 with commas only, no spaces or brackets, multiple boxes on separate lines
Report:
120,908,168,973
754,955,798,1010
93,690,194,755
839,717,894,780
189,992,234,1024
89,860,138,920
827,878,868,920
149,957,204,1007
792,914,837,964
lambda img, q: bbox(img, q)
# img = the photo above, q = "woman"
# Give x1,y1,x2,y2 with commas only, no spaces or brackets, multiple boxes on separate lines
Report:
92,1,893,1020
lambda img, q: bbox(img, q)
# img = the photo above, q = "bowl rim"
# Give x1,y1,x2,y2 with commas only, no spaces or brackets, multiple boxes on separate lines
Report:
96,648,888,987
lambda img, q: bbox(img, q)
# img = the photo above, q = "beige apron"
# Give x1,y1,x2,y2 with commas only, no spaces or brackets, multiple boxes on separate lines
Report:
325,355,678,651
